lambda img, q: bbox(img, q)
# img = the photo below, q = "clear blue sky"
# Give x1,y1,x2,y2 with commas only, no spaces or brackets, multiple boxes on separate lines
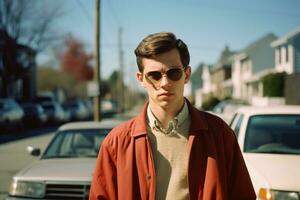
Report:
40,0,300,87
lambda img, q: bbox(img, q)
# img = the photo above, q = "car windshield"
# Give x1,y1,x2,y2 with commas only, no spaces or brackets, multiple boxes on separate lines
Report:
42,129,110,159
244,115,300,154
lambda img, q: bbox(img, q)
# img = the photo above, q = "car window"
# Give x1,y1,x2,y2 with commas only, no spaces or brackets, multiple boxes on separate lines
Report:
244,114,300,154
42,129,111,158
233,114,244,137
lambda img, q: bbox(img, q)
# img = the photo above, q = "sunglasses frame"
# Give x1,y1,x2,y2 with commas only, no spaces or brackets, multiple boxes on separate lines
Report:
144,67,187,87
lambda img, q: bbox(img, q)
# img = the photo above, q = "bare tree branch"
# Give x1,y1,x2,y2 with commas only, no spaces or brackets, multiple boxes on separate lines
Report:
0,0,64,51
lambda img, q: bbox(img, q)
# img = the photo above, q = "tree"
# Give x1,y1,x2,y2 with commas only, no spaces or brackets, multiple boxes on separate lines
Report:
60,36,93,82
0,0,64,97
0,0,63,51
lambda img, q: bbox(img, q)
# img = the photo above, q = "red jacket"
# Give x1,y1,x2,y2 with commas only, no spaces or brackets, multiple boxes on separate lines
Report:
89,102,256,200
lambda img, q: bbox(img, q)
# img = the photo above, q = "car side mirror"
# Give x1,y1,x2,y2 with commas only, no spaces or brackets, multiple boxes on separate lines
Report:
27,146,41,157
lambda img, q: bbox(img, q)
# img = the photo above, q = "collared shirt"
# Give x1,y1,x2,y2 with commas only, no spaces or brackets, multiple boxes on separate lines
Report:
146,101,191,200
147,100,190,136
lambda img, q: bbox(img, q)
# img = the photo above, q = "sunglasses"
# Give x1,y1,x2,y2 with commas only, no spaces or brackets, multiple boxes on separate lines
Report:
144,67,185,86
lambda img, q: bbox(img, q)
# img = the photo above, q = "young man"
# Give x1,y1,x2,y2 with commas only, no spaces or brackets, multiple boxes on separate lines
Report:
89,32,256,200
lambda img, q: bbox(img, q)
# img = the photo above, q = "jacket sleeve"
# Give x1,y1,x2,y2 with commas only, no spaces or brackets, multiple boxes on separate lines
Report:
89,137,117,200
223,122,256,200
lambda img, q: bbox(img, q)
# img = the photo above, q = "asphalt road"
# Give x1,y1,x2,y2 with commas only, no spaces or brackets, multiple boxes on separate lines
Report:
0,130,55,200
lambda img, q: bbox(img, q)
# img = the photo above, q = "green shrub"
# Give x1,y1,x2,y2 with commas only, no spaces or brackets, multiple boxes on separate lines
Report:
202,96,220,110
262,72,286,97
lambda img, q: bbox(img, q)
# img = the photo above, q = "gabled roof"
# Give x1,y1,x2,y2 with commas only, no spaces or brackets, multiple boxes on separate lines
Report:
243,33,277,56
230,33,277,62
271,27,300,47
212,46,236,71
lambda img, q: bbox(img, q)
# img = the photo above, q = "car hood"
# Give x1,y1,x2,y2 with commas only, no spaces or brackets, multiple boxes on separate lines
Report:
244,153,300,191
14,158,96,182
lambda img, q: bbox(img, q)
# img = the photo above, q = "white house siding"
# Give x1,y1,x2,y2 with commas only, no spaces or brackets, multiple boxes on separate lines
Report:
288,44,294,73
275,45,294,74
272,27,300,74
195,88,203,109
232,57,242,99
202,64,212,94
184,81,192,98
294,36,300,73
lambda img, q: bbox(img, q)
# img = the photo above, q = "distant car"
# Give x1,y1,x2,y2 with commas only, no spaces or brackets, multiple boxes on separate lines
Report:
6,119,124,200
40,101,65,124
63,100,89,121
0,98,24,131
20,102,47,127
212,100,246,123
230,105,300,200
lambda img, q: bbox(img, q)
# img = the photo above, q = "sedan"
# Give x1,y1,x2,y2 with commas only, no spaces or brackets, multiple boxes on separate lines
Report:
230,105,300,200
0,98,24,131
6,119,124,200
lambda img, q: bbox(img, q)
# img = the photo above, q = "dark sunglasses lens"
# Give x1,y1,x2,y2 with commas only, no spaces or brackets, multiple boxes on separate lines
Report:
167,68,183,81
147,71,162,81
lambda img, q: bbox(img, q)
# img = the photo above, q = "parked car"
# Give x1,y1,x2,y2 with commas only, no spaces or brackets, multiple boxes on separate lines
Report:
20,102,47,127
63,100,89,121
0,98,24,131
229,106,300,200
6,118,124,200
212,100,246,123
40,101,65,124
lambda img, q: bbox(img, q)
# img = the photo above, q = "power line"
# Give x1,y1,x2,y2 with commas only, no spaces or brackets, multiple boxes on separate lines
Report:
75,0,93,24
105,0,121,27
152,0,300,19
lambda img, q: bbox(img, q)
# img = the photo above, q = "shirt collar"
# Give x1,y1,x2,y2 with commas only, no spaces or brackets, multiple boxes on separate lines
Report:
147,100,189,135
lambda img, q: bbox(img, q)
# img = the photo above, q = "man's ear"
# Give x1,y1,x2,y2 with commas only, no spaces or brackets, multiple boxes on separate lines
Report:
136,72,146,87
184,66,191,83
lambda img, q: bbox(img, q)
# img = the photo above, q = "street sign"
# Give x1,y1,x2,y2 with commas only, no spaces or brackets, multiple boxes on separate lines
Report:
87,81,100,97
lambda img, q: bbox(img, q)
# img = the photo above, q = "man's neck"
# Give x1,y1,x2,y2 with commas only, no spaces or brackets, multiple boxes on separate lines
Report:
149,98,185,128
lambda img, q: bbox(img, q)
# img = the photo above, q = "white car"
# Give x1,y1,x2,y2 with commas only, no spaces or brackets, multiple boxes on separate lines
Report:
230,106,300,200
212,100,246,124
6,119,124,200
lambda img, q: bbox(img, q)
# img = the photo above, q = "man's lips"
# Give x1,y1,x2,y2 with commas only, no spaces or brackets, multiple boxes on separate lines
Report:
158,92,174,96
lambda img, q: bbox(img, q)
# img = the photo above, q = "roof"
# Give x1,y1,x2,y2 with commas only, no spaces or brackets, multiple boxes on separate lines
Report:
58,119,124,131
212,46,236,71
271,27,300,47
242,33,277,56
236,105,300,116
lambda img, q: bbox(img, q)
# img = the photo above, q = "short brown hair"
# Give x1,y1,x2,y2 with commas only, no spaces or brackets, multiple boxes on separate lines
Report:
134,32,190,72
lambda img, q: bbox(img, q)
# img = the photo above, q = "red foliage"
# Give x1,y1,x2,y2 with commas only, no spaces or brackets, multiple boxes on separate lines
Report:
61,36,93,81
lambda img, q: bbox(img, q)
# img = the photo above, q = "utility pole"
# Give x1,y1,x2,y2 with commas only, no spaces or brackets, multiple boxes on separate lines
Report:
93,0,101,121
118,27,124,113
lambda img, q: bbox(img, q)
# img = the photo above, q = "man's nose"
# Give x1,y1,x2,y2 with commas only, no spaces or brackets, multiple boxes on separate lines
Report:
159,74,171,87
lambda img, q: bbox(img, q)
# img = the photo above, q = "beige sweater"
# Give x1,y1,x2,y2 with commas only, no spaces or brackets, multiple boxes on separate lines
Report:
147,102,191,200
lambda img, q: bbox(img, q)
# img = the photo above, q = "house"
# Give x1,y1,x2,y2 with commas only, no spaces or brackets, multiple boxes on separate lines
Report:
271,27,300,105
210,46,235,99
231,33,278,103
185,63,205,105
271,27,300,74
194,64,213,109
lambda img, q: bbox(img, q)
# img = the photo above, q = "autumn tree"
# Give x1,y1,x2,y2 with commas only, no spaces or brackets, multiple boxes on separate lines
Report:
60,36,93,82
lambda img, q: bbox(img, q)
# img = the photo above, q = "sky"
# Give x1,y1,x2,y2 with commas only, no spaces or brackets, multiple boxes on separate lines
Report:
38,0,300,89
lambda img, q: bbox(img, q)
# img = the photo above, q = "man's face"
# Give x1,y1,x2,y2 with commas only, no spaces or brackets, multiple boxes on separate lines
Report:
137,48,191,109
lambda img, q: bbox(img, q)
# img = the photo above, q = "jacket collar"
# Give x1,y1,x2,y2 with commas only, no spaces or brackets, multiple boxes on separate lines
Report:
131,99,208,138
